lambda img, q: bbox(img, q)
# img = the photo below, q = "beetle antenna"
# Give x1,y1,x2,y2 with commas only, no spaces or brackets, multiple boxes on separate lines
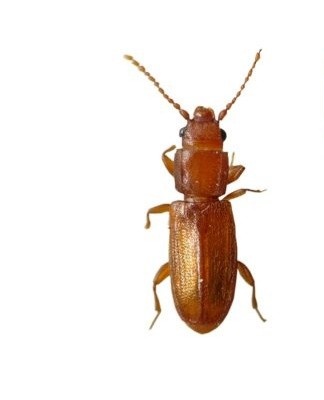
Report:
218,50,262,121
124,55,190,120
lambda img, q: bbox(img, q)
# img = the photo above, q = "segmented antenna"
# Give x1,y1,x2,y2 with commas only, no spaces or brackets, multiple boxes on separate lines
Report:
124,55,190,120
218,50,262,121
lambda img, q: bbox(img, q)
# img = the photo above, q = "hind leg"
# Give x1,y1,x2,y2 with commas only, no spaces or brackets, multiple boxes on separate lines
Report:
149,262,170,329
237,261,266,322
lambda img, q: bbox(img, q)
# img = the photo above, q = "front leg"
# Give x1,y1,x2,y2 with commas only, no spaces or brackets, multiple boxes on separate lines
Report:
162,145,176,176
145,204,170,229
228,152,245,184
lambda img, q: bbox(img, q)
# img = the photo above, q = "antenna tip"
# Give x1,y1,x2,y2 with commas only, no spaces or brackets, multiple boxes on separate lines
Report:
124,54,133,60
255,49,262,61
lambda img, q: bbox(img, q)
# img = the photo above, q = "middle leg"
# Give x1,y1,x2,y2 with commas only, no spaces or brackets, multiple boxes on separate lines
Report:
145,204,170,229
222,188,265,201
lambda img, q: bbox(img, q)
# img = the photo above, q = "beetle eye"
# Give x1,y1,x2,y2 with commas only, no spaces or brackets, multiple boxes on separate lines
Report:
220,129,227,141
179,126,187,137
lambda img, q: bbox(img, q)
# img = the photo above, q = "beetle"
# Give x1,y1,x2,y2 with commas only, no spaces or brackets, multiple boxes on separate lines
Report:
124,51,266,333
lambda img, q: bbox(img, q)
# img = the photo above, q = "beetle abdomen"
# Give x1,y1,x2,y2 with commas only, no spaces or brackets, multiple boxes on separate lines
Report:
169,200,237,333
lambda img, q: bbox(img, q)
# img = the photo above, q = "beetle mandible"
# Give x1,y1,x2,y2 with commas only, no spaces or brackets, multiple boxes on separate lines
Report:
124,51,266,334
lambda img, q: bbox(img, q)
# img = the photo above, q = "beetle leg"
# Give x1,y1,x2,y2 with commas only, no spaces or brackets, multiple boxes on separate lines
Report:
237,261,266,322
162,145,176,176
222,188,265,201
228,165,245,184
150,262,170,329
227,152,245,184
145,204,170,229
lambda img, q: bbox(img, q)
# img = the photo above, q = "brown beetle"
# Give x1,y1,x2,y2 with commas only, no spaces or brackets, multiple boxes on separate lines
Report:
125,51,266,333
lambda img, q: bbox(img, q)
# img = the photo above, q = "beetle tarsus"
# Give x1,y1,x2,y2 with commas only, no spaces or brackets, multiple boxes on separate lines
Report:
251,287,266,322
255,307,267,323
149,312,161,330
145,214,151,229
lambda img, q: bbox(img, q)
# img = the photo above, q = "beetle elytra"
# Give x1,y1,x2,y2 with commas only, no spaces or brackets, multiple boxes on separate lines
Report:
124,51,266,333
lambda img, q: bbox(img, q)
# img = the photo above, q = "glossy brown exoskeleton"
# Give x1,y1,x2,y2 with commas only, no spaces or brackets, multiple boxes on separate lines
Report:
125,51,266,334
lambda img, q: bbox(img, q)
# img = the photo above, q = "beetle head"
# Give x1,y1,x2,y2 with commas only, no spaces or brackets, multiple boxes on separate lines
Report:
179,106,226,150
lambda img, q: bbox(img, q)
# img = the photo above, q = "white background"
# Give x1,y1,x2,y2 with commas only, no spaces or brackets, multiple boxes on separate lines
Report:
1,0,324,399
